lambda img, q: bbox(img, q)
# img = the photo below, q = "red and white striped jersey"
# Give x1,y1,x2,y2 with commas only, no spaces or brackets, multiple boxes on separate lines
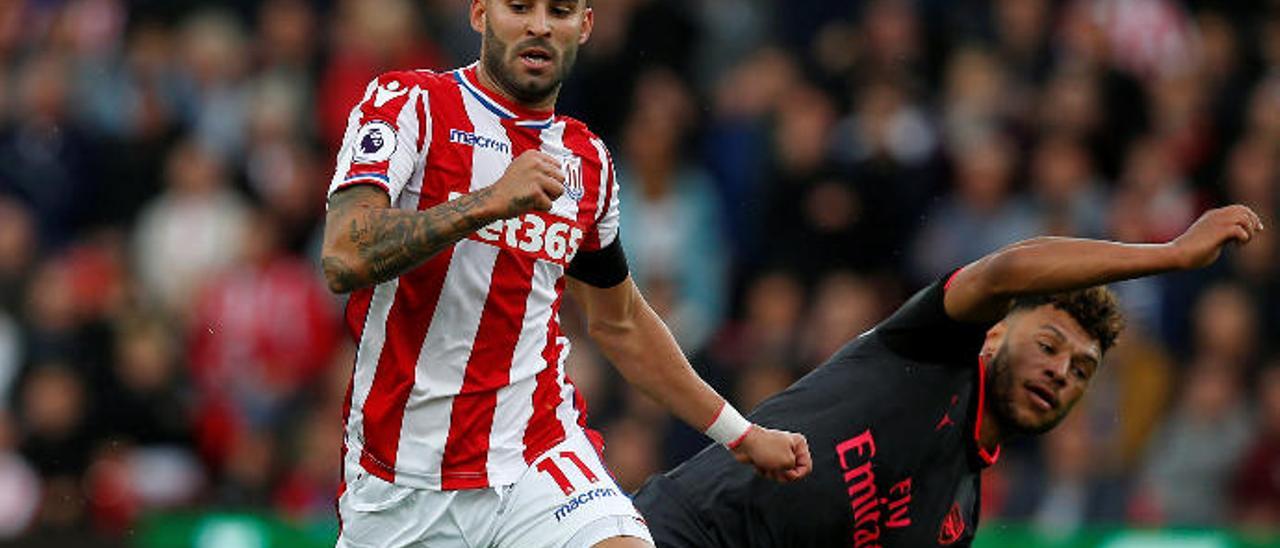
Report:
328,63,620,491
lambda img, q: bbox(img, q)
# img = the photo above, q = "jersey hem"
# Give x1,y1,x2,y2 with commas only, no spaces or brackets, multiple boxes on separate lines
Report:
330,177,391,198
343,428,583,491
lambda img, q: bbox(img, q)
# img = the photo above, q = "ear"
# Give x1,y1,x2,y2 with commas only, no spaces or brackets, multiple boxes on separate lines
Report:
470,0,486,34
980,321,1007,359
578,5,594,45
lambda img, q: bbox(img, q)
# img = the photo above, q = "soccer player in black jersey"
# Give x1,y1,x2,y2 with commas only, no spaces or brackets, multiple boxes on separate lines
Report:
633,205,1265,547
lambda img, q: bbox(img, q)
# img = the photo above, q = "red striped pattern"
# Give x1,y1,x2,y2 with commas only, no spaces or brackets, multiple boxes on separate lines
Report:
357,73,473,482
523,277,567,463
519,120,610,463
438,119,545,489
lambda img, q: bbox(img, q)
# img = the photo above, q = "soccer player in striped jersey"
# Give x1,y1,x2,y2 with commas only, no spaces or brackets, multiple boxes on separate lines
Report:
319,1,811,547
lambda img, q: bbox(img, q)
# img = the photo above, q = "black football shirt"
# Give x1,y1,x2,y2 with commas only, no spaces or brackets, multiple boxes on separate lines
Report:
634,274,1001,547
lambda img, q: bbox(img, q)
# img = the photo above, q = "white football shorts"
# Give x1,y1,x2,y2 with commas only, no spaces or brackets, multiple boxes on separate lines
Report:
336,428,653,547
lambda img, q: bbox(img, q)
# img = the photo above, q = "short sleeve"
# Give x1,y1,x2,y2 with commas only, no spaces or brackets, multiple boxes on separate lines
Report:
328,72,429,204
875,269,993,365
581,142,619,252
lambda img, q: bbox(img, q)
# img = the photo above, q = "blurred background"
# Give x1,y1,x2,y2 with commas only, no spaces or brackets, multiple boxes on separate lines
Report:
0,0,1277,546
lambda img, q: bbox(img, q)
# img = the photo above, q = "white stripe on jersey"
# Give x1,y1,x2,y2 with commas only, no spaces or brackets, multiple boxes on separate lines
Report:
590,136,621,249
404,88,432,199
552,333,579,432
589,137,611,225
386,87,423,203
462,85,512,194
346,280,400,451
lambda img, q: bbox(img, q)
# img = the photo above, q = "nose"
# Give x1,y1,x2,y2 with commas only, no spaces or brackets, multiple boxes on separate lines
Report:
1042,357,1069,387
526,6,552,36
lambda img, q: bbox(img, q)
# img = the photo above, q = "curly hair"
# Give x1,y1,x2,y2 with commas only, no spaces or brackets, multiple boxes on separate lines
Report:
1009,286,1126,354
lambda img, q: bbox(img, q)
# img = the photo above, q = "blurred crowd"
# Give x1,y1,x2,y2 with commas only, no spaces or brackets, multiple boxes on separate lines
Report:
0,0,1277,543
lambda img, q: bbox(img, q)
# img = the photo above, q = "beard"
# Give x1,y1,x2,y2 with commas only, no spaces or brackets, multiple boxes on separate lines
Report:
482,24,577,105
987,343,1068,438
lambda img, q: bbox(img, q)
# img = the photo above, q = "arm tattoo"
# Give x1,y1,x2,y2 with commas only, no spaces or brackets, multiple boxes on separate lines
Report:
324,186,499,292
321,256,360,294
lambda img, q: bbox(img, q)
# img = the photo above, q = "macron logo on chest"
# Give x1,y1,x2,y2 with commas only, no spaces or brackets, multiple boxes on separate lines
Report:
450,128,511,154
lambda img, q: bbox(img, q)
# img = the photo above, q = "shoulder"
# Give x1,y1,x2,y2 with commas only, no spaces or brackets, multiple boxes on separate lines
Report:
558,116,614,171
368,69,460,96
875,276,991,364
558,116,607,148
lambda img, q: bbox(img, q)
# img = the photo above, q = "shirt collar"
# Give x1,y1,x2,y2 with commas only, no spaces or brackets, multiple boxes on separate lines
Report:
454,63,557,127
971,354,1001,468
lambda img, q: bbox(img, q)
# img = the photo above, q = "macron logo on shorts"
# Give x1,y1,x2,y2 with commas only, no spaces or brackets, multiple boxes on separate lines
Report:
450,128,511,154
552,487,619,522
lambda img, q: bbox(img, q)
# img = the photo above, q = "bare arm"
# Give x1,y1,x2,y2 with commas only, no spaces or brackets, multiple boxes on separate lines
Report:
321,185,498,293
944,205,1265,322
570,277,811,482
569,277,722,430
321,151,566,293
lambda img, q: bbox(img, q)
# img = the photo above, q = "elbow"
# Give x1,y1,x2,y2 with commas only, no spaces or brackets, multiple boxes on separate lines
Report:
586,316,636,356
980,244,1037,297
321,253,362,294
586,320,621,347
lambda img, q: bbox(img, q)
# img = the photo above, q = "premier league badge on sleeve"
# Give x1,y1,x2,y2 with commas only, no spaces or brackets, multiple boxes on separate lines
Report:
354,121,397,164
561,156,584,201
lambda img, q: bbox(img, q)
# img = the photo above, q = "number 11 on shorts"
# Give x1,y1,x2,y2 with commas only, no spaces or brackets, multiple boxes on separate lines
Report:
536,451,600,496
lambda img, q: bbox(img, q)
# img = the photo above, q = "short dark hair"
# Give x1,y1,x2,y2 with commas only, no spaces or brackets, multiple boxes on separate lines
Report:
1009,287,1125,354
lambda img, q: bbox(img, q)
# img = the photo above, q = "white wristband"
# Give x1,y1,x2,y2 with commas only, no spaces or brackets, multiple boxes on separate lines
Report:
705,402,753,448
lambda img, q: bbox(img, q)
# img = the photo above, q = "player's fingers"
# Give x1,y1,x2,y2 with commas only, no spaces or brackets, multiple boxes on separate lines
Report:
531,193,554,212
794,438,813,474
538,175,565,198
781,463,798,479
535,161,565,183
1233,207,1259,232
1233,206,1264,233
1248,208,1265,231
1231,224,1251,243
536,153,564,175
525,150,557,164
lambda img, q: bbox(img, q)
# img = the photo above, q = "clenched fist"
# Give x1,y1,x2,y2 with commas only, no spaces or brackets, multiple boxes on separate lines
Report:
485,150,566,218
729,426,813,483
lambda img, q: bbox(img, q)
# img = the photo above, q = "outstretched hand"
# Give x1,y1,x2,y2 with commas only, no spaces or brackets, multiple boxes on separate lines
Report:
1169,205,1265,269
729,426,812,483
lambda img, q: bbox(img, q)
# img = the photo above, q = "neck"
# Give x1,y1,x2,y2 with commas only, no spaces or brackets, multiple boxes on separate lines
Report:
475,60,558,112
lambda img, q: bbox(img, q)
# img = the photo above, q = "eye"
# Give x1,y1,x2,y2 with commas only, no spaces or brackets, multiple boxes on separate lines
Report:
510,2,529,13
1038,341,1054,355
1071,366,1088,380
552,5,573,16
